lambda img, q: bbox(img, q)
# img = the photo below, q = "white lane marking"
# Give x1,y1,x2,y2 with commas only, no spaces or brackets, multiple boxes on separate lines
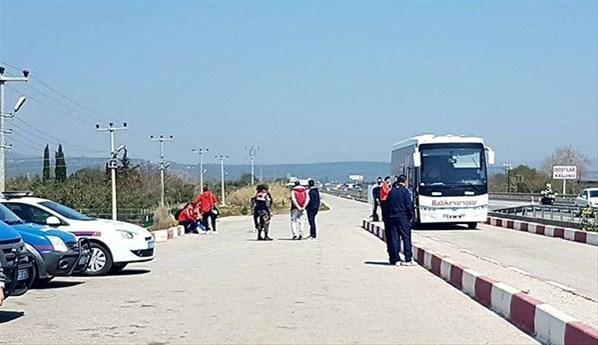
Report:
546,280,576,293
508,266,530,276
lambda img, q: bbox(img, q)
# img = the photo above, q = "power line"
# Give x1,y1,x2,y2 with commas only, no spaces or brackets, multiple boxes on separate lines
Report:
11,117,104,154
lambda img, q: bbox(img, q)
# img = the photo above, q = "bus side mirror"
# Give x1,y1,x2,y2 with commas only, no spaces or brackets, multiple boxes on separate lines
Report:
486,147,495,165
413,152,421,167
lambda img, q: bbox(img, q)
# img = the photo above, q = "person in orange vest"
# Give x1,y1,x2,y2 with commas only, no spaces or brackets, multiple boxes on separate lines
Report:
194,186,219,232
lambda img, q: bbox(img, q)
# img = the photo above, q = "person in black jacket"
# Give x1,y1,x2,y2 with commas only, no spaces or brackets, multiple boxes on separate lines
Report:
386,174,415,265
306,179,321,239
371,177,382,222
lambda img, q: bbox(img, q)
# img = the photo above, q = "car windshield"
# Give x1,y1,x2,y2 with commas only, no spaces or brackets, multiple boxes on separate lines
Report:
0,204,24,225
420,144,487,187
590,191,598,198
40,201,94,221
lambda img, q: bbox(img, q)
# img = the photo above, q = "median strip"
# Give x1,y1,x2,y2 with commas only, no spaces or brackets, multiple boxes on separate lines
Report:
151,225,184,242
486,216,598,246
361,219,598,345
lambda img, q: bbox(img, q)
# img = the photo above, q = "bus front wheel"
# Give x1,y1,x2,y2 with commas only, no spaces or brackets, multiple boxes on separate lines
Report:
467,222,478,230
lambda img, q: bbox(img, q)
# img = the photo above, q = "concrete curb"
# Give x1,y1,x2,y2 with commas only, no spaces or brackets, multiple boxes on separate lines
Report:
151,225,184,243
361,219,598,345
486,216,598,247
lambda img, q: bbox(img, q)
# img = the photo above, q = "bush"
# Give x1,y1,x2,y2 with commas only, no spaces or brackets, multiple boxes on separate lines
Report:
148,206,179,231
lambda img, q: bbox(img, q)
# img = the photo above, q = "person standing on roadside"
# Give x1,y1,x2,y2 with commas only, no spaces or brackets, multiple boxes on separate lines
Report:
379,176,392,229
306,179,321,239
371,177,383,222
254,184,273,241
290,181,310,240
387,174,415,266
195,186,219,232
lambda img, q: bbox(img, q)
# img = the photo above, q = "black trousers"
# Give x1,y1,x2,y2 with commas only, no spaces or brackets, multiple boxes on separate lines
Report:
307,209,318,238
386,218,401,264
398,217,413,262
202,213,217,231
372,201,379,219
179,220,197,233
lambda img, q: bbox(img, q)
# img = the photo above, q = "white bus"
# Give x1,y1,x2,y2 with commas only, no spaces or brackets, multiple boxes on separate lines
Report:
391,134,495,229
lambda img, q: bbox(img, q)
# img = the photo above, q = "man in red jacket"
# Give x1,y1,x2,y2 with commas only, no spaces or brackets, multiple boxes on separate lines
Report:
194,186,218,232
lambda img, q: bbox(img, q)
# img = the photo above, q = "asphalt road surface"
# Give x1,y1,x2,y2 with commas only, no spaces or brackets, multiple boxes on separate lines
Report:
0,196,537,344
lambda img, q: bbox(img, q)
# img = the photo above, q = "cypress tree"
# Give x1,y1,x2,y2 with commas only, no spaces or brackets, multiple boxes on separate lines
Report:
42,144,51,182
55,144,67,182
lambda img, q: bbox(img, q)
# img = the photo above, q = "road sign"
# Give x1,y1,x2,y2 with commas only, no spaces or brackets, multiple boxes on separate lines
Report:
552,166,577,180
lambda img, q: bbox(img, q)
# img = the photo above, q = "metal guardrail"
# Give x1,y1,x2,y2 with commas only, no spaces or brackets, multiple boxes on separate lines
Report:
324,188,368,203
489,192,576,204
492,204,597,229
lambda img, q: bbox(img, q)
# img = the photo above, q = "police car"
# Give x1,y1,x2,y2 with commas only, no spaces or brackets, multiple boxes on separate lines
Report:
1,193,155,276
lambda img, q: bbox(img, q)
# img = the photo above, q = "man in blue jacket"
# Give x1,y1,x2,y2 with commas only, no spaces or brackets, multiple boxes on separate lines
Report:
386,174,415,266
306,179,321,239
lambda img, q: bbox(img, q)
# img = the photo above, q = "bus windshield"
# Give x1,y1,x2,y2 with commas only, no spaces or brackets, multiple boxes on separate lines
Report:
420,145,487,187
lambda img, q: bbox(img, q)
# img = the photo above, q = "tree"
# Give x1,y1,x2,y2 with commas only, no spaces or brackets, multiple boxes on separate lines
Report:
55,144,67,182
542,146,590,194
42,144,51,182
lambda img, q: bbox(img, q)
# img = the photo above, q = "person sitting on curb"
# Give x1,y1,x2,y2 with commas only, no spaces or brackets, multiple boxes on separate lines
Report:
177,202,199,234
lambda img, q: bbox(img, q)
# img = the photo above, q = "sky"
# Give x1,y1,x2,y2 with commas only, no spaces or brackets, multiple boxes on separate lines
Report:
1,0,597,167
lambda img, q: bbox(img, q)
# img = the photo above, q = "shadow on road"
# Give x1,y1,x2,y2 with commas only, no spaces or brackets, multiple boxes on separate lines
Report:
34,280,84,290
364,261,394,266
413,224,471,231
111,269,151,276
0,311,24,324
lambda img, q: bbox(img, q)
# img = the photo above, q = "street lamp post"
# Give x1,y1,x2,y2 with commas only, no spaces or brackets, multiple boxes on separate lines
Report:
96,122,127,220
246,145,260,185
150,135,174,207
0,66,29,192
192,148,209,189
215,154,228,205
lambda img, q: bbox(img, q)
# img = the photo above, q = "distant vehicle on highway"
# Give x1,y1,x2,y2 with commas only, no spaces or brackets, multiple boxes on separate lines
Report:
575,188,598,208
391,134,495,229
1,193,155,276
0,203,90,287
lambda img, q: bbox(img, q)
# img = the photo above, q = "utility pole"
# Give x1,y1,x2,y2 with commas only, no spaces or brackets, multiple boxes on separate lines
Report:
0,66,29,192
215,154,228,206
246,145,260,185
96,122,127,221
150,135,174,207
503,163,513,193
192,148,209,189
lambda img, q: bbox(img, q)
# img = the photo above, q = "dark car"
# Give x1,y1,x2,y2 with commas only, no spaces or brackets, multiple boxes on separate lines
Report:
0,204,90,287
0,221,34,297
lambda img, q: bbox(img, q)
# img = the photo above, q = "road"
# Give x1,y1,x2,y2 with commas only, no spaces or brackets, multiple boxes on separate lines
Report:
0,196,537,344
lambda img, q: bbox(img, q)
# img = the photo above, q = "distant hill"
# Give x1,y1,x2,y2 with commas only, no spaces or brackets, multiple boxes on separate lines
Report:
6,153,390,183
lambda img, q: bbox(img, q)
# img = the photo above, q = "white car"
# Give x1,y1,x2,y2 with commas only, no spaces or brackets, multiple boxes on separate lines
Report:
575,188,598,208
1,196,155,275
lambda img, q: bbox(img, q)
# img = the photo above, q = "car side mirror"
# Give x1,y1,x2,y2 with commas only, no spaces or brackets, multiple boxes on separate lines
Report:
46,216,61,226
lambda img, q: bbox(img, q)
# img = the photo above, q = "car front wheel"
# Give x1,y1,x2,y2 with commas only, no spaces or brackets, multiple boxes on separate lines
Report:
85,242,113,276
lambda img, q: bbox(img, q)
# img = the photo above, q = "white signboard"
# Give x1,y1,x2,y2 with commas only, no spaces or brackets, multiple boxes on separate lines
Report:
553,166,577,180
